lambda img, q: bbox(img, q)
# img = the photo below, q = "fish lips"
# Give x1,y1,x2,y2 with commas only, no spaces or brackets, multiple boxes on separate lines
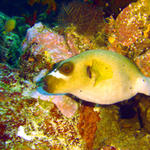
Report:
36,75,54,93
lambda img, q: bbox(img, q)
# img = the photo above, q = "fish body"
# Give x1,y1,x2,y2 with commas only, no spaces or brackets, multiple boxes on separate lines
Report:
40,49,150,104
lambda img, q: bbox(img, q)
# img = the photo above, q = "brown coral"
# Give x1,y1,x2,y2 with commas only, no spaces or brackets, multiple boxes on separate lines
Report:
134,50,150,76
58,1,104,35
136,94,150,133
107,0,150,55
78,104,100,150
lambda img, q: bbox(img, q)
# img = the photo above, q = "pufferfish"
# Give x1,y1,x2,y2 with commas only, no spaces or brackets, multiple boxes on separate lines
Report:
38,49,150,105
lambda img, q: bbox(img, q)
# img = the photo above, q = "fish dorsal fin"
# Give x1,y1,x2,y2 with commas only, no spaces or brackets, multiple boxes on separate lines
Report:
91,59,113,86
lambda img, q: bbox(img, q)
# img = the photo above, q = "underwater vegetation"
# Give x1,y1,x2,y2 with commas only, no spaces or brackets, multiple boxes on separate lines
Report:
0,0,150,149
25,0,57,26
0,12,29,67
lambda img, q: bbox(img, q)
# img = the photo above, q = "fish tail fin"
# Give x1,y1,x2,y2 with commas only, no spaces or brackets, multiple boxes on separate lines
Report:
136,76,150,96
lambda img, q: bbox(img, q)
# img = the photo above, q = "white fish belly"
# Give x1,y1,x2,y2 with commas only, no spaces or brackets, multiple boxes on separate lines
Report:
72,71,138,104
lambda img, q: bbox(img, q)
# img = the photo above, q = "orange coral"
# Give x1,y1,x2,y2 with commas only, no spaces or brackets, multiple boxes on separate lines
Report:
107,0,150,57
106,0,150,77
78,104,100,150
134,51,150,77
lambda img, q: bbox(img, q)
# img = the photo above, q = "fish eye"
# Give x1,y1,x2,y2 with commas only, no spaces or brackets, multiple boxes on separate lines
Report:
59,62,74,75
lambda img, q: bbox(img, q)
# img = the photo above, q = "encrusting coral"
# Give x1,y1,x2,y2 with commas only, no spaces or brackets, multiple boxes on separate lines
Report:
0,63,85,149
107,0,150,76
78,104,100,149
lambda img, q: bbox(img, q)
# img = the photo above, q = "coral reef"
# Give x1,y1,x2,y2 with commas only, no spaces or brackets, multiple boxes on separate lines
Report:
22,22,72,61
2,32,21,65
61,24,107,55
107,0,150,76
93,104,150,149
136,94,150,133
1,0,150,149
78,104,100,149
19,22,73,79
0,63,84,149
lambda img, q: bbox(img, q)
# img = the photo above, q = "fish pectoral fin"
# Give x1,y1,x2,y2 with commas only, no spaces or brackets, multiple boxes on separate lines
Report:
91,59,113,86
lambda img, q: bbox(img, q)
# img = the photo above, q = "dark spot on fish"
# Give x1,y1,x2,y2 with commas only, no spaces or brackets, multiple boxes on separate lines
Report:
87,66,92,78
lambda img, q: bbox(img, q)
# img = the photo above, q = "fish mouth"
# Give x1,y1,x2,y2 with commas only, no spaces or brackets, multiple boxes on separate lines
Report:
43,75,56,93
36,78,44,87
37,74,61,94
36,74,67,94
36,75,52,92
36,75,56,95
36,86,54,96
36,76,66,96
